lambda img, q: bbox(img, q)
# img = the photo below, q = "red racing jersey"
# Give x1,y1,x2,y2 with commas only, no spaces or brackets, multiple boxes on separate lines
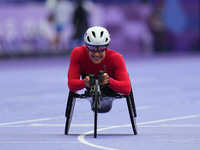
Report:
68,46,131,95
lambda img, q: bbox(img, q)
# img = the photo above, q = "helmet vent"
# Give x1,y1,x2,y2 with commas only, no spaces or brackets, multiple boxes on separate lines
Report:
87,36,91,42
105,38,108,42
92,31,96,38
100,31,104,37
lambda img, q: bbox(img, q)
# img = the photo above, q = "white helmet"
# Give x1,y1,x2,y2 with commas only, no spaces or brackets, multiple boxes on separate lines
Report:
84,26,111,46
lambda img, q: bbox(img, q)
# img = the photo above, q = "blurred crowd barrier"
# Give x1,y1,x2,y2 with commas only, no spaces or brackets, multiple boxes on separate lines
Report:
0,0,199,58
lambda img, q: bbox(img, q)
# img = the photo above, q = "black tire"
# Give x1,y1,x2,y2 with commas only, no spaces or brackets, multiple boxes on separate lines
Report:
126,96,138,135
65,92,76,135
130,89,137,117
93,80,99,138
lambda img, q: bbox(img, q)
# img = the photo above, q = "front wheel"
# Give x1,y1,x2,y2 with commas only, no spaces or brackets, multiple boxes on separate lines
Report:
93,79,99,138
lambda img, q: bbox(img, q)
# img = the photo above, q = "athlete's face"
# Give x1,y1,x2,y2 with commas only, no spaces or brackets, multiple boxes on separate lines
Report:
88,49,106,64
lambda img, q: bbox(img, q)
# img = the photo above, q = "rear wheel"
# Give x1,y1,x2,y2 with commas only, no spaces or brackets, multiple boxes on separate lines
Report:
126,96,137,135
65,92,76,135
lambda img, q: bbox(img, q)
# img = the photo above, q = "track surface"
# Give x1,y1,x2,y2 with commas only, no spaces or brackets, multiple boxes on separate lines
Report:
0,54,200,150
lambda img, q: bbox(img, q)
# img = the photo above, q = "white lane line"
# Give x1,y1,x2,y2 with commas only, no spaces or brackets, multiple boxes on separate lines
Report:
78,114,200,150
78,126,121,150
160,124,200,127
30,124,93,127
0,115,199,128
139,124,200,127
0,141,79,144
0,105,154,127
0,124,112,128
137,105,158,110
30,124,110,127
1,123,200,128
137,115,199,125
78,125,130,150
0,116,63,126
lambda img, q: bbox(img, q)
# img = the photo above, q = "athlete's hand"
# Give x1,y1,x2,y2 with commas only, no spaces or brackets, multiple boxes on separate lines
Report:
84,76,91,88
100,73,110,85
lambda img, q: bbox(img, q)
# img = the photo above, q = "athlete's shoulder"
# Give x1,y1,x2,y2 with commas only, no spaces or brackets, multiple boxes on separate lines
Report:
106,49,123,59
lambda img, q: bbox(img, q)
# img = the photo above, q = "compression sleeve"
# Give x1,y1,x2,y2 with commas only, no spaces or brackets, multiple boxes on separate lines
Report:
68,48,85,91
108,54,131,95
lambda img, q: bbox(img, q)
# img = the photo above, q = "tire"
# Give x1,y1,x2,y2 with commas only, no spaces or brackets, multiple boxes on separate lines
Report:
65,92,76,135
126,96,138,135
93,79,99,138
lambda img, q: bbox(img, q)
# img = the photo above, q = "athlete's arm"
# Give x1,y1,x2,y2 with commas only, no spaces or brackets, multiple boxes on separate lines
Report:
108,54,131,95
68,48,85,91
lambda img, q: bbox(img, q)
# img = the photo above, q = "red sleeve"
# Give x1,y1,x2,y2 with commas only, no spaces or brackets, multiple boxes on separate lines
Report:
68,47,85,91
108,53,131,95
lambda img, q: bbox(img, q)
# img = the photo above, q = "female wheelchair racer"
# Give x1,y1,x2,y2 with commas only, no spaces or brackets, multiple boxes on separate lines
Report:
66,26,137,137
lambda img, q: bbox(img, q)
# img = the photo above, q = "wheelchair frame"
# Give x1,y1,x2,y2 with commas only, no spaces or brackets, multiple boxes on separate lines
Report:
65,78,137,138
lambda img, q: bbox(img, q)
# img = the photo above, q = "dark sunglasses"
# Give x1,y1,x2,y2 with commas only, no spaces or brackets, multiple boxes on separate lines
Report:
86,44,107,52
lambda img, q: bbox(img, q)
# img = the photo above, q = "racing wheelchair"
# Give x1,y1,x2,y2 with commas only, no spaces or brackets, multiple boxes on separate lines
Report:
65,71,137,138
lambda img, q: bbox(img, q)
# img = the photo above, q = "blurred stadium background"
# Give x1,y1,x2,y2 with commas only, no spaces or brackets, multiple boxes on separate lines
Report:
0,0,199,58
